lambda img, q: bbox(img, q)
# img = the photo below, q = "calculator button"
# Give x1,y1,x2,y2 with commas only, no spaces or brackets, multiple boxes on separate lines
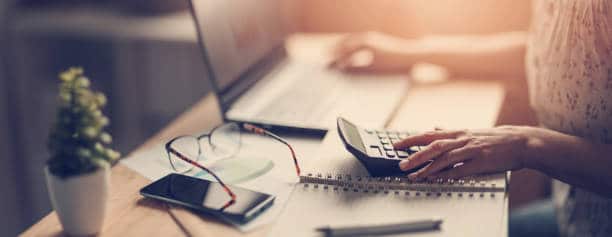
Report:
382,143,394,151
385,150,396,158
407,147,419,154
380,137,391,144
396,150,410,158
368,145,382,156
389,131,400,137
364,129,374,134
377,132,387,139
390,138,400,145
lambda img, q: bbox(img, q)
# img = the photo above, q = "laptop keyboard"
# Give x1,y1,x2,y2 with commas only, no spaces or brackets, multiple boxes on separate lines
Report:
256,69,344,124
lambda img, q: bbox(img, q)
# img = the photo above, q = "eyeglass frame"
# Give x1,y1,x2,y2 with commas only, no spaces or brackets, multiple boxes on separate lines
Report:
164,122,301,210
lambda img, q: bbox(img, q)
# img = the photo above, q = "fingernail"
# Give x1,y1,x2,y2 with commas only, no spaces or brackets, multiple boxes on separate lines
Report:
398,160,409,171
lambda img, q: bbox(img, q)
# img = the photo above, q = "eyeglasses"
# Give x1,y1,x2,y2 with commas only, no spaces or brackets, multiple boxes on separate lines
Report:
165,122,301,210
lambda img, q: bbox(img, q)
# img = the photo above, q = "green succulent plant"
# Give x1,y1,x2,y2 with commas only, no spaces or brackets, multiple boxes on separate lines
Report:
47,67,120,178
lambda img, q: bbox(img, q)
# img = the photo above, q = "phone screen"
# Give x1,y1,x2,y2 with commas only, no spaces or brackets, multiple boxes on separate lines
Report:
140,173,274,223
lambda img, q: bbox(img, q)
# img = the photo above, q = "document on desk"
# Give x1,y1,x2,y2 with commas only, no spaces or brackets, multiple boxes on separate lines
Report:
121,132,322,232
269,131,508,236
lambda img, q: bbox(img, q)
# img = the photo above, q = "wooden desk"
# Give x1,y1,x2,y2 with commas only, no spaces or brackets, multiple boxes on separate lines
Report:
22,35,512,237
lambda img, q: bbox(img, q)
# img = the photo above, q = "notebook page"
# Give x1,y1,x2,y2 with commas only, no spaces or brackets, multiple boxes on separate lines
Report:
269,185,507,237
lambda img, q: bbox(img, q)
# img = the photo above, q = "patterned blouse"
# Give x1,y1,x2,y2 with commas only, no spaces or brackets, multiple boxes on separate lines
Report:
526,0,612,236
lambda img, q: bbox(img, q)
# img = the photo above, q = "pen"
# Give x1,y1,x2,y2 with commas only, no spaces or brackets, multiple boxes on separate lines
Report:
316,218,443,237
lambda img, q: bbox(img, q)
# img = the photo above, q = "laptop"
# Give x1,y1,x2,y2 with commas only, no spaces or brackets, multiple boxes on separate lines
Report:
188,0,408,135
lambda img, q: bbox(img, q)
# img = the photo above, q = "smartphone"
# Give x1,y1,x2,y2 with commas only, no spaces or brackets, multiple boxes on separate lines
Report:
140,173,275,224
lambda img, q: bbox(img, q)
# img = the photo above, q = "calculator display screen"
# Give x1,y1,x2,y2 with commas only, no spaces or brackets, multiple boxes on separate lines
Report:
341,120,366,152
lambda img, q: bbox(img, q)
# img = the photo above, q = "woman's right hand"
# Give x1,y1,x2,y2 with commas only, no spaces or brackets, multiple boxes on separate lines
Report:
328,32,417,73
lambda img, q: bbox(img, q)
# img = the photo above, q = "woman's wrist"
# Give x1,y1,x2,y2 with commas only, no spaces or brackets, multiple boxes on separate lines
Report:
522,133,548,170
521,127,582,170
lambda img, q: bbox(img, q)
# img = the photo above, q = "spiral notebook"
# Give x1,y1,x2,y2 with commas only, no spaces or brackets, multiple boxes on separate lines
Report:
270,130,509,236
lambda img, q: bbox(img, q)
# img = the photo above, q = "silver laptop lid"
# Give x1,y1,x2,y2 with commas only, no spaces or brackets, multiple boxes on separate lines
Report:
188,0,290,113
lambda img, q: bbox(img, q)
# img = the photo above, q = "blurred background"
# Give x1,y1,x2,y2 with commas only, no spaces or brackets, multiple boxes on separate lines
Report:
0,0,532,235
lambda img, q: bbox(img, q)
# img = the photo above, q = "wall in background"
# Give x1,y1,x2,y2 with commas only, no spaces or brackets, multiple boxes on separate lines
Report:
0,40,23,237
297,0,531,37
0,1,25,236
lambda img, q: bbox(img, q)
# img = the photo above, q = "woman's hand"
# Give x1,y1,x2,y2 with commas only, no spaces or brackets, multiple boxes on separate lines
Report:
329,32,417,73
394,126,612,197
393,126,553,180
329,31,528,78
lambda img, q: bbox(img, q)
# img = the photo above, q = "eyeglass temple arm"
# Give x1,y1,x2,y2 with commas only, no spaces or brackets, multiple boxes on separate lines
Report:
167,148,237,210
242,124,301,176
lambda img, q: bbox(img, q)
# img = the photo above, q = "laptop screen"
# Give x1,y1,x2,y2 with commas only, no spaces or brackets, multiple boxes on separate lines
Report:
189,0,289,103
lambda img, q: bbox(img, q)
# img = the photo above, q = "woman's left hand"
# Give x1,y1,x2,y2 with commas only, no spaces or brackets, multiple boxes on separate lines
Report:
394,126,541,180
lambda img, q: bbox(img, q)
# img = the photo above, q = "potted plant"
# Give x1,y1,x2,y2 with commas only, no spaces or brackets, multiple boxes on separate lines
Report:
45,67,120,236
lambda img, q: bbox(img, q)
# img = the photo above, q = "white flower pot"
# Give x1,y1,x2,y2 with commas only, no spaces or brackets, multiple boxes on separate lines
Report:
45,163,110,236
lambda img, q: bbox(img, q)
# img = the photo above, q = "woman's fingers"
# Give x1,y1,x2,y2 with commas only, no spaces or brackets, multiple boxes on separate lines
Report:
329,35,368,69
393,130,466,149
407,146,479,180
398,138,470,171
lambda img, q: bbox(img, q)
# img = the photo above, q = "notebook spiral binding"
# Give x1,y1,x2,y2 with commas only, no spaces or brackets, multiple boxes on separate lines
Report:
299,173,504,198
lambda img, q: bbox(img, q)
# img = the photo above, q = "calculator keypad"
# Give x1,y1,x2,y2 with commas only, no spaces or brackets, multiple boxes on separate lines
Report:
366,130,422,159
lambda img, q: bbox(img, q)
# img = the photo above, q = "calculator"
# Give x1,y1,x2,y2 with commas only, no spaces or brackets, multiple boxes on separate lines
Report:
337,117,427,177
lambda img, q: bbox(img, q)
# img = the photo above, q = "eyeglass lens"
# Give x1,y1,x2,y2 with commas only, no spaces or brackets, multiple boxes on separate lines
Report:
209,123,242,158
168,136,200,173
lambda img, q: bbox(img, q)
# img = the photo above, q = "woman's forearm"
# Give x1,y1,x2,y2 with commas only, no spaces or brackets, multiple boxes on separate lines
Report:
524,130,612,197
398,31,527,78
